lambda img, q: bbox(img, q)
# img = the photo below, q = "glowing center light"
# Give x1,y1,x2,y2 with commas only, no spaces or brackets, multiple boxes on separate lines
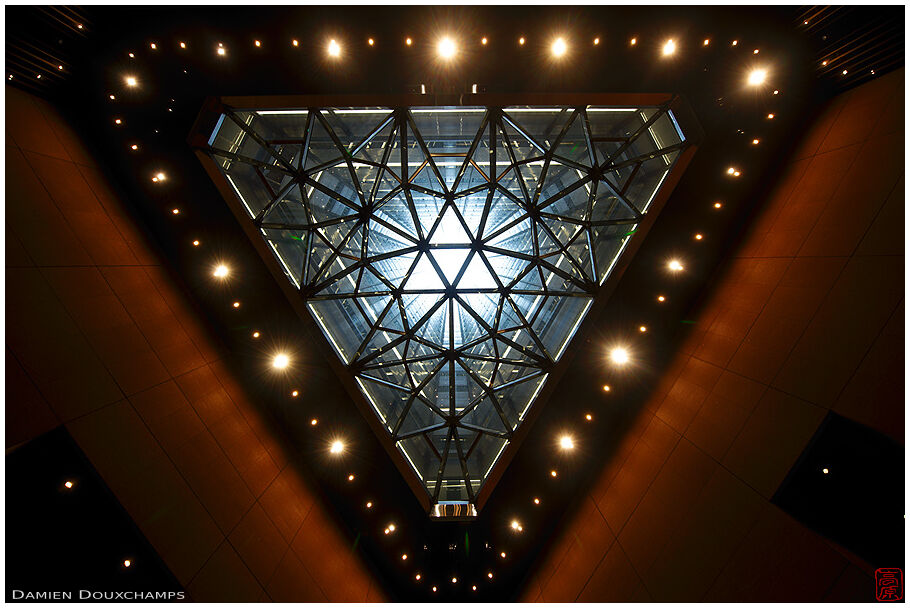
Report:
272,353,290,369
64,481,74,489
510,519,522,532
559,435,574,450
437,36,457,59
330,440,344,454
610,347,630,364
662,39,677,56
668,259,684,271
213,264,229,278
551,37,567,57
125,75,138,87
328,39,341,57
747,68,768,86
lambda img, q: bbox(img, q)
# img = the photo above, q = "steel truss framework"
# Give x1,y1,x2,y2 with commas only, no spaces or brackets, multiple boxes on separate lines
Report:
205,102,687,507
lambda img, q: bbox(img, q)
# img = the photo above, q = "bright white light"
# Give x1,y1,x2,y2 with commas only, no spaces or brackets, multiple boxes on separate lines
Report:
668,259,684,271
662,39,676,56
273,353,290,369
437,37,457,59
330,440,344,454
551,37,567,57
328,39,341,57
747,68,768,86
610,347,630,365
125,75,138,87
559,435,574,450
213,264,229,278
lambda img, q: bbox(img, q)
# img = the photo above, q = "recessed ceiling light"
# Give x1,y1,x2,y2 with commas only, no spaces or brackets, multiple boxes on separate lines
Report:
551,37,567,57
662,39,676,56
559,435,574,450
330,439,344,454
610,347,630,364
328,39,341,57
213,264,229,278
437,36,457,59
747,68,768,86
273,353,290,369
668,259,684,271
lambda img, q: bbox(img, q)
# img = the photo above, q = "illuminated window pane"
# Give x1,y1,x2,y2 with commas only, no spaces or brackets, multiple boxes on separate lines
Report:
206,104,687,509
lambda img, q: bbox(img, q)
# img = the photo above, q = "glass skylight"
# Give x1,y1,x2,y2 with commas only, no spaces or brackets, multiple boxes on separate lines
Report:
205,103,686,509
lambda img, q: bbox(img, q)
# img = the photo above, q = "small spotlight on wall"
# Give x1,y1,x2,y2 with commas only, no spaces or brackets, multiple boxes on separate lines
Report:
610,347,630,364
662,39,677,56
747,68,768,86
551,37,568,57
272,353,290,369
328,39,341,57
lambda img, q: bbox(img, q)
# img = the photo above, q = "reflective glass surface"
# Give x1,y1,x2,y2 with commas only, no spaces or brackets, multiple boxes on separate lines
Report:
207,104,686,507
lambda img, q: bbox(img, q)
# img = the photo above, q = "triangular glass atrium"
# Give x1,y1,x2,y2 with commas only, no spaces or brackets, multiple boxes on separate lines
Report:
202,102,688,512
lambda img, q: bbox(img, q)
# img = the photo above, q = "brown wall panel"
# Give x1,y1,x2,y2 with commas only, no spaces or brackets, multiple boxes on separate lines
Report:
523,69,903,602
5,85,385,601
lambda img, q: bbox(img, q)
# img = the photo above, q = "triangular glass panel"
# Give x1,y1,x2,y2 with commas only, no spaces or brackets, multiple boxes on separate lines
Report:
203,102,689,513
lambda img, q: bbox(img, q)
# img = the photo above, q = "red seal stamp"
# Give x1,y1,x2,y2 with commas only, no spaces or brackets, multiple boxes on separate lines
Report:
876,568,903,601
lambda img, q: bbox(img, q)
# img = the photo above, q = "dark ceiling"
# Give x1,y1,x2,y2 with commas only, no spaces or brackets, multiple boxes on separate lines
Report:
5,4,903,601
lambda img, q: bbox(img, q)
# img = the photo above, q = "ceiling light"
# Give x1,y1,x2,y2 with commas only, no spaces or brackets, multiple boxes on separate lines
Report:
153,171,166,181
510,519,522,531
128,52,134,58
593,37,600,45
388,523,396,532
767,113,775,119
272,353,290,369
518,36,525,45
610,347,630,364
533,497,540,505
703,38,710,46
821,60,827,66
330,440,344,454
747,68,768,86
64,481,74,489
550,470,558,478
366,501,372,508
109,94,114,99
172,208,180,215
732,40,738,46
251,330,260,338
150,43,157,50
401,554,407,560
668,259,684,271
437,36,457,59
451,577,457,584
585,413,593,421
773,89,779,94
823,468,829,474
292,39,299,47
254,40,261,47
488,572,494,579
602,384,611,392
114,118,122,125
405,37,412,46
842,69,848,75
500,552,506,558
217,45,226,56
192,239,200,247
695,233,704,240
658,295,666,302
130,144,138,150
559,435,574,450
213,264,229,278
630,37,637,45
368,38,374,46
432,586,437,593
714,201,723,209
310,418,318,426
472,585,477,591
347,474,355,481
639,325,647,332
179,42,186,49
415,573,421,580
752,138,760,145
291,390,299,397
328,39,341,57
123,559,132,568
551,37,567,57
662,39,676,56
481,37,487,45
